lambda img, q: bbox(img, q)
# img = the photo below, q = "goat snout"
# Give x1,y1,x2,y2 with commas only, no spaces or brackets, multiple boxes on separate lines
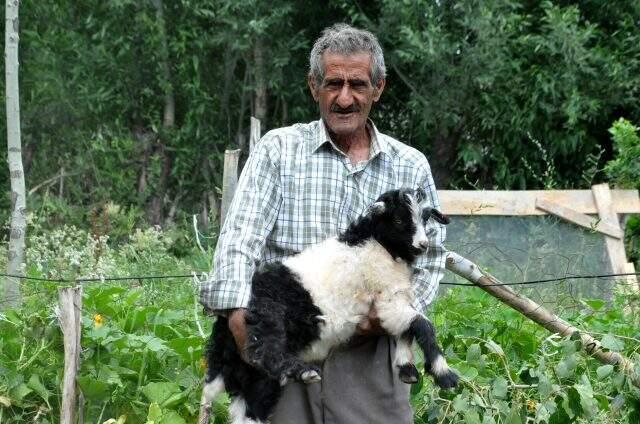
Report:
418,240,429,250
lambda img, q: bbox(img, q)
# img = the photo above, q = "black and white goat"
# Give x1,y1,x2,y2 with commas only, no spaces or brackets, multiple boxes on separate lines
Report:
201,188,458,424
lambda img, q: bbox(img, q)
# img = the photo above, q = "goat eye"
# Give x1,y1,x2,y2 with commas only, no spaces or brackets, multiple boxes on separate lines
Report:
394,218,403,226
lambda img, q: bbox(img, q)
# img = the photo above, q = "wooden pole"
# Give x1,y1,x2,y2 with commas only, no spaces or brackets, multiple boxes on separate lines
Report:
220,149,240,227
250,116,261,152
57,286,83,424
445,251,639,387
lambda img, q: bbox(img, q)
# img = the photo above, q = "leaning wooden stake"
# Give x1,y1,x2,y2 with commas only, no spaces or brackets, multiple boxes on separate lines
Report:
57,286,83,424
446,251,639,387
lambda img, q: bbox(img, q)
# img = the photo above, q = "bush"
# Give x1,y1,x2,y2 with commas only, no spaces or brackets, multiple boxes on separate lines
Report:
605,118,640,267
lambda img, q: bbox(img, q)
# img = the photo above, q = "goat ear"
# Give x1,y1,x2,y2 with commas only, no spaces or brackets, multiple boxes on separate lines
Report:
422,207,451,225
367,201,386,215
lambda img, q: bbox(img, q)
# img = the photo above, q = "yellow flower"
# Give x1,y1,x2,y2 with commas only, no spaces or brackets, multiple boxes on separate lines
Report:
526,399,536,412
199,357,207,370
93,313,104,328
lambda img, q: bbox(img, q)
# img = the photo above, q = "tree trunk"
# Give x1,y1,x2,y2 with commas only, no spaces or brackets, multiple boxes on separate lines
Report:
4,0,25,309
153,0,175,130
430,126,462,188
253,36,267,125
147,145,172,225
147,0,175,225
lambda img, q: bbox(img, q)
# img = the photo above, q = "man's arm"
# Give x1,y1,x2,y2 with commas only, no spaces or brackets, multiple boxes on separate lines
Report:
199,135,282,314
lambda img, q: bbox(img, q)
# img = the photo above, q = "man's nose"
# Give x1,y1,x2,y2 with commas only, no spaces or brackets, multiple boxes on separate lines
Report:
336,84,353,108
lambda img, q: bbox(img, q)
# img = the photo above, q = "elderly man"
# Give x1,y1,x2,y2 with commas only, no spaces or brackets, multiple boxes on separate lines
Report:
200,24,447,424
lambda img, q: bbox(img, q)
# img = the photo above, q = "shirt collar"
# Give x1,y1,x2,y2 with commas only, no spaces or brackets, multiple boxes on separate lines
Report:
311,119,390,159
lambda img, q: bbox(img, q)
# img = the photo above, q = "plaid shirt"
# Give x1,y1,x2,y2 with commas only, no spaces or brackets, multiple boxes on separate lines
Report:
200,120,446,313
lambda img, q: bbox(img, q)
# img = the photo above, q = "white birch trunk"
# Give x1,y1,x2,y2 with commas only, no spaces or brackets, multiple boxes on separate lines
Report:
4,0,25,309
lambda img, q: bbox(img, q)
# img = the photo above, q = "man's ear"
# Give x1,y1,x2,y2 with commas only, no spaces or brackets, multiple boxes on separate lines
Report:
308,74,319,101
372,78,385,102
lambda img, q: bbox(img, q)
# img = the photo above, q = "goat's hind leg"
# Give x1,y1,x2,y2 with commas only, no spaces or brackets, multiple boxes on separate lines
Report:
200,318,232,423
245,300,321,385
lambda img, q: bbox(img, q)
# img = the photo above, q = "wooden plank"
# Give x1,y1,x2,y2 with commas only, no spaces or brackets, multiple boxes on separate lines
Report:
535,198,623,238
221,149,240,227
439,189,640,215
591,184,631,281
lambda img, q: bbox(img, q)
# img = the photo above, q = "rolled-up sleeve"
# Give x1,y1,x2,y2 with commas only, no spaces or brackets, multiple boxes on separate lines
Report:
411,165,447,312
199,135,282,312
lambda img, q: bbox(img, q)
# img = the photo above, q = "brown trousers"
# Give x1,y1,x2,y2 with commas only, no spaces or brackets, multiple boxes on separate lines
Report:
270,336,413,424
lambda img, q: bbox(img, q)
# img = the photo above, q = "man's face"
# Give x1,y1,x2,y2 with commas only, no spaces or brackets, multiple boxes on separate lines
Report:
308,52,385,138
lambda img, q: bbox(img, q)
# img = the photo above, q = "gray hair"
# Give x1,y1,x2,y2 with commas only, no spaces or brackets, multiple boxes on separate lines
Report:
309,23,386,86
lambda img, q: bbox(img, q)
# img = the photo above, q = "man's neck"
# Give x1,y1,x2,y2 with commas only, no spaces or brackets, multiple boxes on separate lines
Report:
329,126,371,165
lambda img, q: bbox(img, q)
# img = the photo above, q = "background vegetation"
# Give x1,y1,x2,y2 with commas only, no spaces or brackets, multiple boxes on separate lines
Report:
2,0,640,423
1,0,639,230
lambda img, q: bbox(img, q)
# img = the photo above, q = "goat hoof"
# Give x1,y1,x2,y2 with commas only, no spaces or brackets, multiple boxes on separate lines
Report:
434,370,459,389
279,375,290,386
312,315,327,325
398,364,419,384
301,369,322,384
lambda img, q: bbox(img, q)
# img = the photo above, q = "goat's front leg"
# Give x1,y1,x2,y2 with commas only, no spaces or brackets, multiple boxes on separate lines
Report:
245,300,321,385
377,302,457,388
406,314,458,388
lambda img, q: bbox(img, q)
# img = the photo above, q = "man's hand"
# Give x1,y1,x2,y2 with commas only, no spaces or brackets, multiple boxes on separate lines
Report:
227,308,248,360
356,304,387,336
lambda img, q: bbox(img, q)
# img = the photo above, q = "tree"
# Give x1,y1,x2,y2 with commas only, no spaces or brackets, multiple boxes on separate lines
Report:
4,0,26,308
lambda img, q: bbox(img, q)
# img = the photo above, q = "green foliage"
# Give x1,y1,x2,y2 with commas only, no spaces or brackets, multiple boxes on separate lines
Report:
604,118,640,269
410,287,640,423
2,1,639,232
2,224,640,422
605,119,640,190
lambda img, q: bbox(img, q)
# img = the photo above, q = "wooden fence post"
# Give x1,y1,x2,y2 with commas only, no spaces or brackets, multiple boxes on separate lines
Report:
57,286,83,424
250,116,261,152
220,149,240,228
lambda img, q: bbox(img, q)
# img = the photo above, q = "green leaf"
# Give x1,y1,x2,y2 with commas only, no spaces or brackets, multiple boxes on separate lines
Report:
147,402,162,422
537,373,554,399
27,374,50,406
555,354,577,379
410,372,423,396
11,383,32,402
596,364,614,380
583,299,605,310
452,394,469,412
466,343,481,364
463,409,481,424
158,410,186,424
142,382,181,405
166,337,202,361
601,334,624,352
491,377,508,400
77,375,111,400
453,364,478,381
485,340,504,357
573,375,597,417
